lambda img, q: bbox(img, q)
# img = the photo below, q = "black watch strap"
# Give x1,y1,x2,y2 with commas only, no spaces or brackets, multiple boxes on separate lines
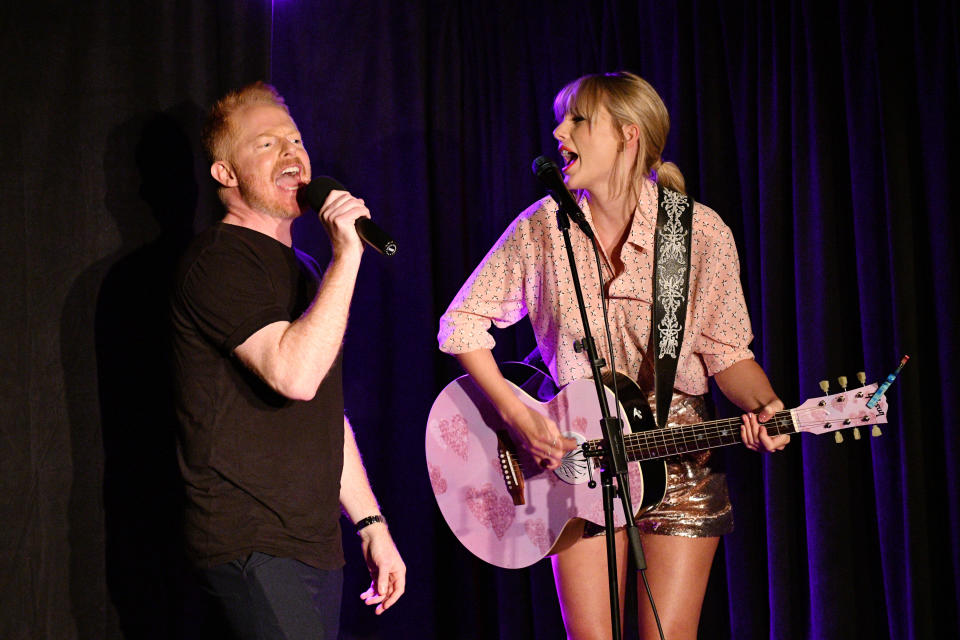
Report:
354,514,386,533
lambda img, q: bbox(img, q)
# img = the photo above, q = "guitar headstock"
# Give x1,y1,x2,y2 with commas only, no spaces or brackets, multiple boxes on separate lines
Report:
793,382,888,436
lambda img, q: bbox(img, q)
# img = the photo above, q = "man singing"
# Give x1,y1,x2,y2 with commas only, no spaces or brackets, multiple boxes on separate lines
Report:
171,82,405,639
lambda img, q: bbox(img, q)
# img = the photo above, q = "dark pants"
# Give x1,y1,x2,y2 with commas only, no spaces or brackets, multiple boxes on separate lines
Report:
201,552,343,640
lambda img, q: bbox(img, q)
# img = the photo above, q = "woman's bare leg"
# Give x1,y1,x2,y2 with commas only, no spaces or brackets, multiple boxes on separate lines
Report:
635,534,719,640
552,530,629,640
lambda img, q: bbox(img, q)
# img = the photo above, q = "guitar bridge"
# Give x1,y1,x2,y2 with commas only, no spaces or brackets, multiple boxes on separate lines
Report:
496,431,525,505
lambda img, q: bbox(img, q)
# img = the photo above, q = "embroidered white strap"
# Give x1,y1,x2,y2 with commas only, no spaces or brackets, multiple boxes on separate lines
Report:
656,189,690,359
652,186,693,428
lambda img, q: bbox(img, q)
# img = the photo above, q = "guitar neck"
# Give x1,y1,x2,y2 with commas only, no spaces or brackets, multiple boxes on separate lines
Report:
621,411,796,461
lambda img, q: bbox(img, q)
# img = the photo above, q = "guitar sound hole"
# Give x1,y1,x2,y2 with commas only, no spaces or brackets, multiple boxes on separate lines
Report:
553,432,590,485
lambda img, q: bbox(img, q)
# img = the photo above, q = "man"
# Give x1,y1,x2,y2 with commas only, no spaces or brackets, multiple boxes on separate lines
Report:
171,82,405,639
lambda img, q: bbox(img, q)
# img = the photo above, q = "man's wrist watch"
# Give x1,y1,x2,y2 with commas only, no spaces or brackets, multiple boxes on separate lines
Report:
354,514,386,534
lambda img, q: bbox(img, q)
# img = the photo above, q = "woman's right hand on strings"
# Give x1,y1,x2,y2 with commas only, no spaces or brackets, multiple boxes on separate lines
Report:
500,401,577,470
453,349,576,470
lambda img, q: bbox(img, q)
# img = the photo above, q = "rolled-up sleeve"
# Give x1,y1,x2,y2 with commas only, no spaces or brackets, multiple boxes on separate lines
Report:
693,222,755,376
439,217,531,354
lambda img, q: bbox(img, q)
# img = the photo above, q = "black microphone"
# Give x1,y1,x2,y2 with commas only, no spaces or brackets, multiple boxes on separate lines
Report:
531,156,594,238
299,176,398,256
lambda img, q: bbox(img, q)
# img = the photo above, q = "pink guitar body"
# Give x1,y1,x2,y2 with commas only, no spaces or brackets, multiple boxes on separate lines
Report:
425,374,650,569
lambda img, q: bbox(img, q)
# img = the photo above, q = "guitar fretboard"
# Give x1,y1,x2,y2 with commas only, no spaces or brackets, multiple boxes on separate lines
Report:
596,411,796,461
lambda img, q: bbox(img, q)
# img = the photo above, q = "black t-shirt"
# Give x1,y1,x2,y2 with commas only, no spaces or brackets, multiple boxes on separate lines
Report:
171,223,345,569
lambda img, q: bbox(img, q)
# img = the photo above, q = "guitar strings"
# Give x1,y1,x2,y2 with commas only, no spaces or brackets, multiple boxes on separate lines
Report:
505,403,875,470
616,404,873,459
622,403,872,442
603,404,871,459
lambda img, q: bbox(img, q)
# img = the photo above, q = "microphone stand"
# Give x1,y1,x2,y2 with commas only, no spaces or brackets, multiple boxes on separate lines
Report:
550,197,647,640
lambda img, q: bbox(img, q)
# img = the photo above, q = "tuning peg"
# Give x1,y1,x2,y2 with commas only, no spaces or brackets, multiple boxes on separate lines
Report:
871,425,882,437
834,431,844,444
837,376,848,391
853,371,872,438
819,380,830,394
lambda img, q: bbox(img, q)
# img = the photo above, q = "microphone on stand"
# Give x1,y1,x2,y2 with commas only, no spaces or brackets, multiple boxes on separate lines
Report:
299,176,398,256
531,156,594,239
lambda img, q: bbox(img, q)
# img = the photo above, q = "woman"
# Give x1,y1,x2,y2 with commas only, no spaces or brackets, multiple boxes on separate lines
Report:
438,71,787,640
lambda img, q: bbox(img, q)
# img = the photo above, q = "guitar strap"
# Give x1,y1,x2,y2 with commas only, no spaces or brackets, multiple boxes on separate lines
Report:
651,185,694,429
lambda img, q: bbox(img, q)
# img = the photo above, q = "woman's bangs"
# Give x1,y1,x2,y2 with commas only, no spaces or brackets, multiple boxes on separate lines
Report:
553,78,604,123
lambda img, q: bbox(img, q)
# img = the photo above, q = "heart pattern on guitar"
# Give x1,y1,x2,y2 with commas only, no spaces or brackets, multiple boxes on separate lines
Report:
437,414,470,461
524,518,553,554
428,464,447,495
465,483,515,540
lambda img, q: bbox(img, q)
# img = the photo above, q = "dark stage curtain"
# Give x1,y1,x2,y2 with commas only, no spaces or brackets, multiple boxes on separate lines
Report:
0,2,273,638
2,1,957,639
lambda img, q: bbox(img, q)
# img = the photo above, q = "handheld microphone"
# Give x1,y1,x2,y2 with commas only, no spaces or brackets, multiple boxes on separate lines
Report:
299,177,398,256
531,156,593,238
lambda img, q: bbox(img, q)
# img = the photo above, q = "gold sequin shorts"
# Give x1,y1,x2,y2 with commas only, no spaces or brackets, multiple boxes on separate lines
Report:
585,391,734,538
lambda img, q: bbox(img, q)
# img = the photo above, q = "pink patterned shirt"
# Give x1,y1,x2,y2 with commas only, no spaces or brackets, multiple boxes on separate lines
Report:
438,179,754,395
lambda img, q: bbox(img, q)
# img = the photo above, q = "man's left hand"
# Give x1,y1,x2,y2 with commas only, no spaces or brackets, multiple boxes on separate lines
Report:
358,524,406,614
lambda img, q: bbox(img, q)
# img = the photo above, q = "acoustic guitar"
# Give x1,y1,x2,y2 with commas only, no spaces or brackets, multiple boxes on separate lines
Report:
425,363,888,569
